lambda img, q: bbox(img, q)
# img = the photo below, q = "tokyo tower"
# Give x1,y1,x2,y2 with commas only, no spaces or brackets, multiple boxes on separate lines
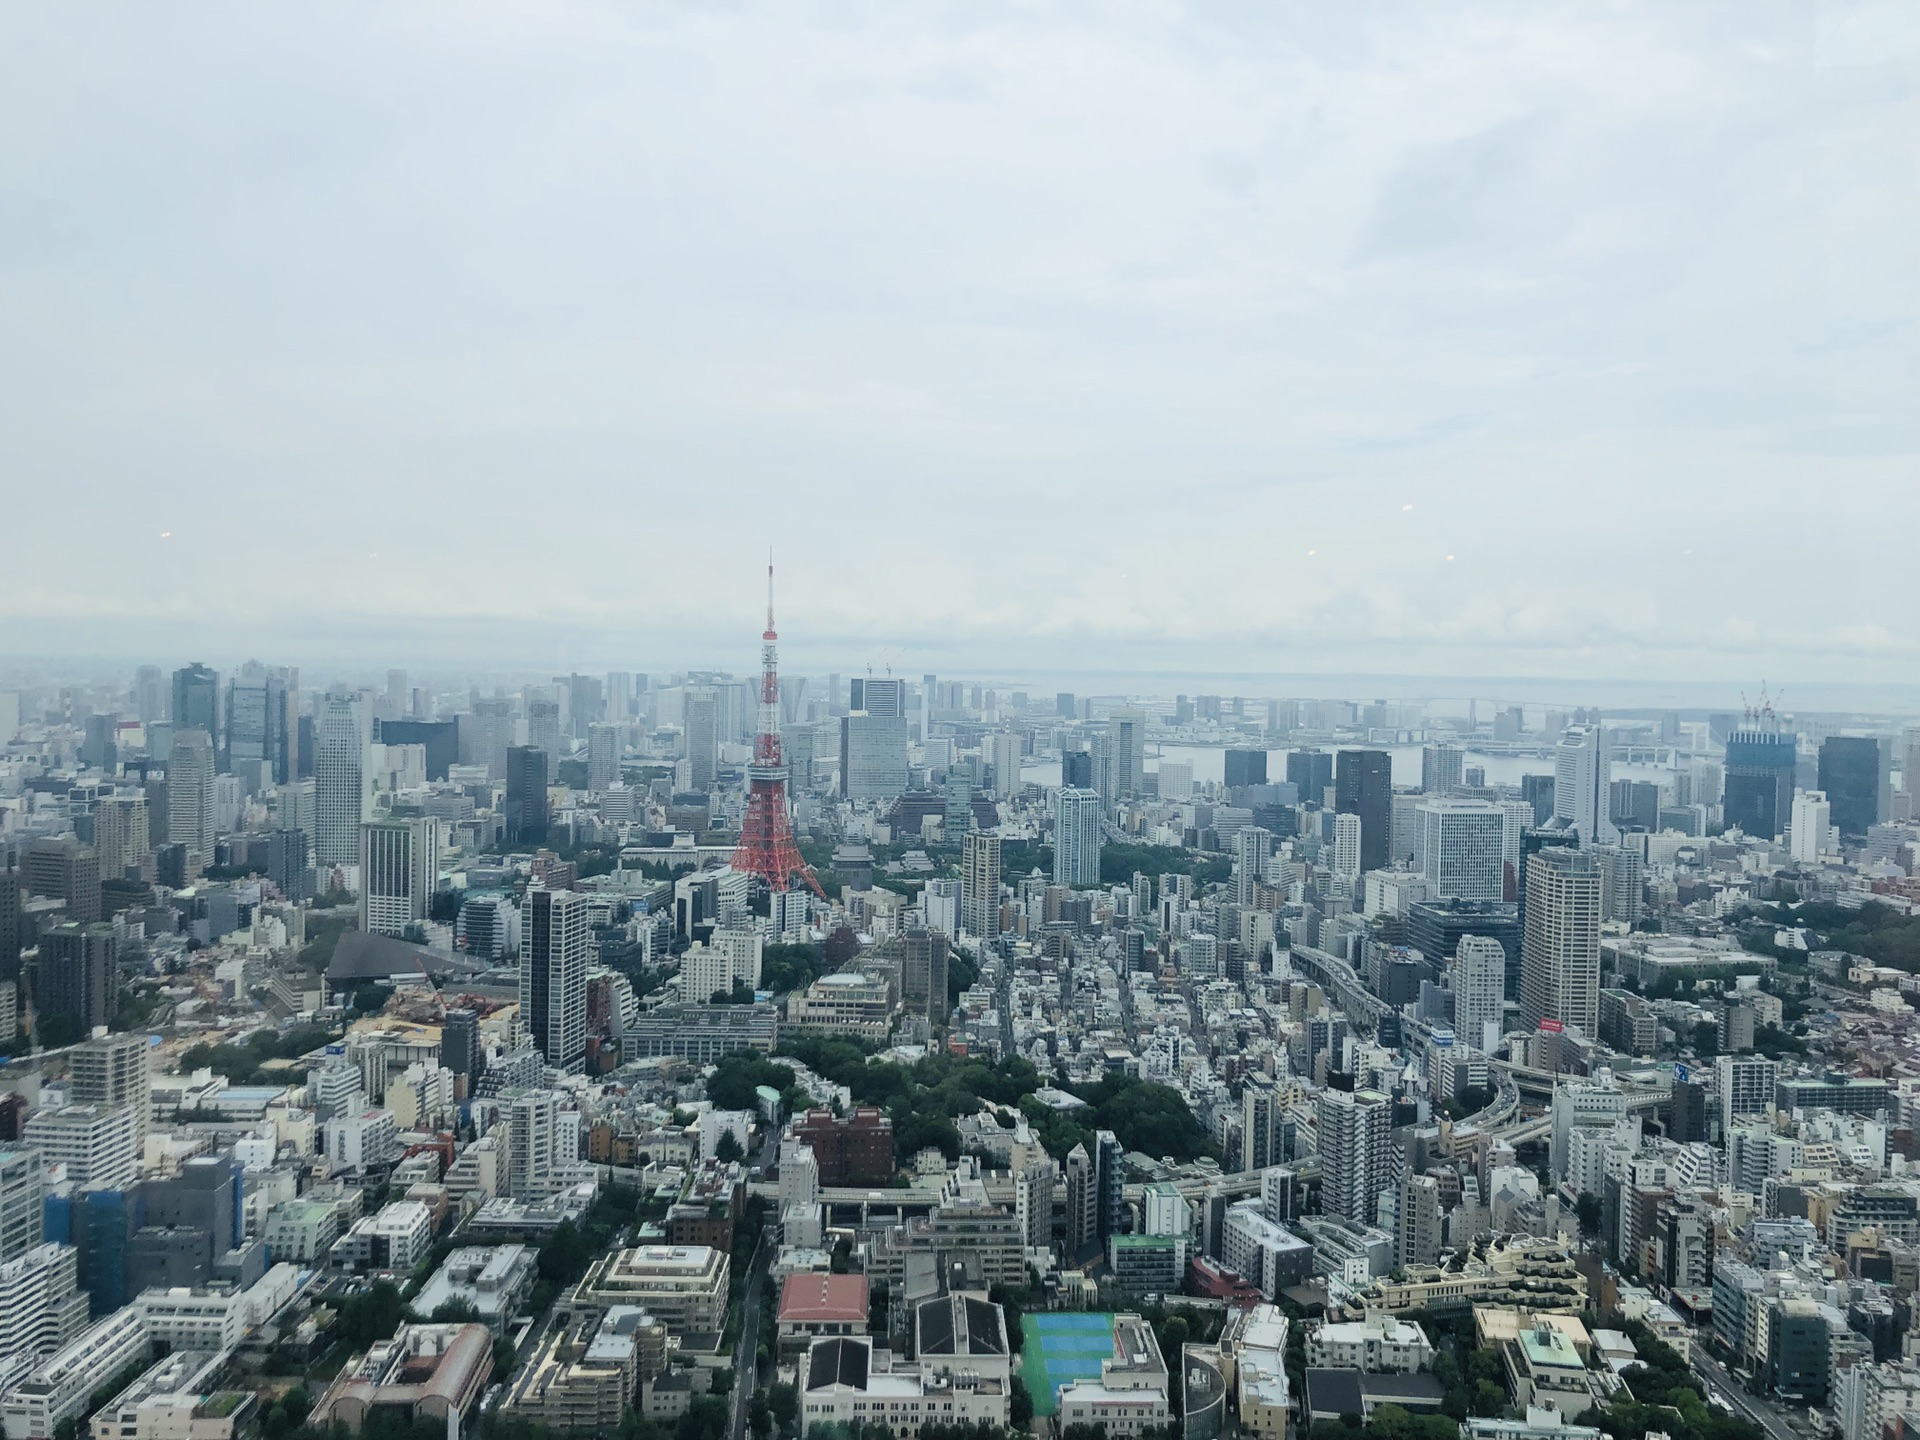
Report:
730,559,825,898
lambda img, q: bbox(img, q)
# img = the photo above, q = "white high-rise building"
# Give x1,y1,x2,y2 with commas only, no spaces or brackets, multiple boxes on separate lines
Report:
1553,725,1617,846
962,832,1001,939
1234,827,1273,906
683,928,763,1002
1520,847,1602,1037
1717,1055,1780,1138
22,1105,138,1191
313,696,365,865
166,729,216,861
1316,1088,1394,1228
1331,814,1363,884
1418,798,1506,902
1157,761,1194,802
923,878,960,937
587,723,620,794
507,1090,559,1199
93,795,149,883
521,888,589,1071
358,817,438,936
68,1032,152,1147
989,732,1023,799
1053,788,1104,888
1790,790,1832,865
1452,935,1506,1054
0,1148,47,1262
1421,744,1464,796
1549,1073,1627,1183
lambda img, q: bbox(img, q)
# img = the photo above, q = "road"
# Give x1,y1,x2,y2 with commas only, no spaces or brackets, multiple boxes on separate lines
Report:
730,1222,777,1440
1690,1343,1801,1440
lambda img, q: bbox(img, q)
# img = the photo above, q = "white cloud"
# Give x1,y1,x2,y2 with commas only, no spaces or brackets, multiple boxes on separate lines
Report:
0,1,1915,684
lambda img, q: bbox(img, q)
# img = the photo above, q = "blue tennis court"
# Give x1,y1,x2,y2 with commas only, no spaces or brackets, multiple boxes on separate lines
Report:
1021,1312,1116,1416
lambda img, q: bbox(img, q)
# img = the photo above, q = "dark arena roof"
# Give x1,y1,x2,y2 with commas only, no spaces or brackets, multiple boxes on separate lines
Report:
807,1339,870,1392
915,1294,1007,1357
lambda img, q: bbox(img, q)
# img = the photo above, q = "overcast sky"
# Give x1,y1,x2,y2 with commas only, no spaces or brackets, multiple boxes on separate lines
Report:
2,2,1916,688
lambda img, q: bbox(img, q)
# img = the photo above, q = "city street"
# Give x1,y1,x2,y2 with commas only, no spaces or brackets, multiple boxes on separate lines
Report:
731,1223,777,1440
1690,1344,1806,1440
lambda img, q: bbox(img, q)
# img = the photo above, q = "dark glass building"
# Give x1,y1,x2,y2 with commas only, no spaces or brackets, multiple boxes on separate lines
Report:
1723,729,1796,840
1062,751,1093,789
1286,749,1332,804
1405,899,1522,1002
1334,749,1392,873
505,745,550,846
170,664,220,751
1224,749,1269,790
375,719,461,782
1818,736,1882,838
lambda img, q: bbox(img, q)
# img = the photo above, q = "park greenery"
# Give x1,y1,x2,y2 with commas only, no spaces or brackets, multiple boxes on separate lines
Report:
178,1025,341,1085
1743,899,1920,971
773,1036,1212,1164
1574,1320,1765,1440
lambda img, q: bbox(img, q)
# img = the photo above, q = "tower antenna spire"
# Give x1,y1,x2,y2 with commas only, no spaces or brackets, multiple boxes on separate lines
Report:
732,553,824,900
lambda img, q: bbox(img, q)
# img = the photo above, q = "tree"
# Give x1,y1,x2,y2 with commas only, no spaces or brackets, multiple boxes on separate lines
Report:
1009,1376,1035,1430
716,1131,746,1163
352,983,388,1015
1574,1193,1602,1238
430,1298,482,1323
769,1382,800,1436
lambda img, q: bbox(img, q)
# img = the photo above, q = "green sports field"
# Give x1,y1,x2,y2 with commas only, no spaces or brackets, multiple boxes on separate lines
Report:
1020,1312,1116,1417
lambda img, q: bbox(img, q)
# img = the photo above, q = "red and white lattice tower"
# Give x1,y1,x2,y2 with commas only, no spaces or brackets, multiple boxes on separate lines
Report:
730,560,825,898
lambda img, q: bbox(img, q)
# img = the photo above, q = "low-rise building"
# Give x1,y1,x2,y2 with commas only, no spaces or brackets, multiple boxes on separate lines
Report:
411,1247,538,1333
86,1351,243,1440
798,1336,1007,1438
330,1201,435,1273
1308,1315,1434,1373
501,1307,666,1433
578,1247,729,1337
264,1200,340,1263
1054,1313,1170,1438
1501,1318,1604,1416
311,1324,493,1436
0,1307,151,1440
784,974,894,1044
1106,1234,1187,1295
1360,1237,1586,1317
1223,1305,1290,1440
777,1274,869,1351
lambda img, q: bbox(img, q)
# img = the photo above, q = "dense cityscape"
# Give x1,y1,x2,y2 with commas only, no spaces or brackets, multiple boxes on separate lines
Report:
1,595,1917,1440
4,5,1914,1440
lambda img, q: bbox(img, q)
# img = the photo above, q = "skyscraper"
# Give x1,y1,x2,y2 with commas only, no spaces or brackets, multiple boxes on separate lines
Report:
1417,798,1506,902
313,697,365,866
1552,725,1617,846
522,887,589,1072
1789,790,1831,864
359,817,438,937
989,732,1023,799
225,665,292,783
1728,733,1797,844
505,746,550,846
1316,1087,1394,1227
1421,744,1464,796
1287,748,1332,805
839,713,909,801
166,728,216,862
1241,1072,1280,1172
69,1032,151,1146
170,664,219,750
1224,749,1268,790
1335,749,1392,872
683,688,719,791
1818,736,1882,838
1106,708,1145,799
1395,1172,1442,1268
961,832,1001,940
1064,1143,1097,1259
1234,826,1272,906
1053,788,1104,888
901,929,951,1025
1520,847,1602,1036
92,795,149,883
1331,813,1362,883
465,698,514,780
1094,1129,1125,1242
37,923,115,1034
1451,935,1506,1053
587,723,620,794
